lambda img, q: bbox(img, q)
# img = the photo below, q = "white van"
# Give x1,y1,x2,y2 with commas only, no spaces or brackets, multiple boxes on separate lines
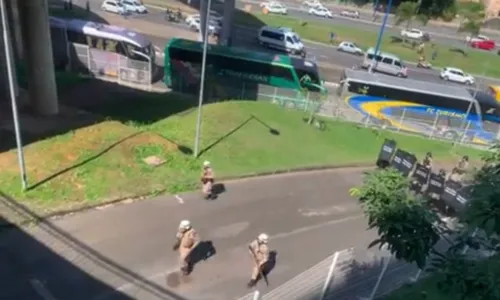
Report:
361,47,408,78
258,26,305,55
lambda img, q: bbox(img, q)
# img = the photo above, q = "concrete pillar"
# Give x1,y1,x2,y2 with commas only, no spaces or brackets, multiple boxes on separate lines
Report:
6,0,22,63
199,0,208,42
221,0,235,46
18,0,58,115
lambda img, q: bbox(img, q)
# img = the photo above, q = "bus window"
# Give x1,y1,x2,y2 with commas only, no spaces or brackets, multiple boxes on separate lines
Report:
125,42,151,62
104,39,118,52
271,65,295,84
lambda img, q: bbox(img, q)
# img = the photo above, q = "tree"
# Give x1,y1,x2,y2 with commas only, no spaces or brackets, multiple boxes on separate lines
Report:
350,168,440,268
395,1,430,29
457,2,485,38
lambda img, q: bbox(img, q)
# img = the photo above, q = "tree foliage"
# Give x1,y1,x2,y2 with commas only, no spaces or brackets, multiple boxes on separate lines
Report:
394,1,429,28
457,1,485,36
350,168,440,268
433,251,500,300
465,143,500,237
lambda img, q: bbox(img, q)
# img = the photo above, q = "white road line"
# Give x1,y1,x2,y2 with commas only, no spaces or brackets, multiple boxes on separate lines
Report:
93,268,178,300
30,279,58,300
270,214,364,240
175,194,184,204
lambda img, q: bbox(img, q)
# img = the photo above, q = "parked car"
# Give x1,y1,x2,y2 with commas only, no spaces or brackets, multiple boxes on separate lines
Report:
188,18,221,35
263,2,288,14
308,6,332,18
400,28,425,40
470,39,496,51
465,34,490,44
101,0,126,14
185,12,222,26
440,67,474,85
340,9,360,18
337,41,363,55
121,0,147,13
303,0,323,8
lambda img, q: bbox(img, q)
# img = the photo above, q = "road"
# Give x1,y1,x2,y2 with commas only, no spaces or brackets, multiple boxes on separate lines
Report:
238,0,500,48
0,168,421,300
65,0,500,88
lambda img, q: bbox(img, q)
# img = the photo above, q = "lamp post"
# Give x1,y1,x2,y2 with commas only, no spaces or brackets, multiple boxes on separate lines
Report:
1,0,27,190
369,0,393,73
193,0,212,157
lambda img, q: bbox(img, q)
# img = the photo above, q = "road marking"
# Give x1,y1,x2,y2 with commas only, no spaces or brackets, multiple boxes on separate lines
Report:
270,214,364,240
30,279,58,300
93,268,179,300
175,194,184,204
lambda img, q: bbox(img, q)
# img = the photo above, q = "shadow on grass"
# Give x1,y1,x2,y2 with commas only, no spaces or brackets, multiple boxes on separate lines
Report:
27,131,144,191
0,192,189,300
198,114,280,156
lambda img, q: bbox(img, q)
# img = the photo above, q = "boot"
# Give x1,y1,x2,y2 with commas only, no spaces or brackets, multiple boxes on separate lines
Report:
181,266,189,276
247,279,257,288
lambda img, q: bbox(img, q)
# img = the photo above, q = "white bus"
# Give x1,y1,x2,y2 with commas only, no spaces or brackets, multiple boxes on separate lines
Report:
49,17,156,82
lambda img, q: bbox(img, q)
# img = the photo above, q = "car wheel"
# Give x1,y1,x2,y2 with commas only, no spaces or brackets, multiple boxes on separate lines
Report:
397,73,404,78
443,76,449,81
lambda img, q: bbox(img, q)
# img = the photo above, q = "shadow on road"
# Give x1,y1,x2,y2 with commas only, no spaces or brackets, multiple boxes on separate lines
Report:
0,191,190,300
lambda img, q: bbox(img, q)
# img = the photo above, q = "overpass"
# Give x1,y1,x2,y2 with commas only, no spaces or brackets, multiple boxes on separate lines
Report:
1,0,58,115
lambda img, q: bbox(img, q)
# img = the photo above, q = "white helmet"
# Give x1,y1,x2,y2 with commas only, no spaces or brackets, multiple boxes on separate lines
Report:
179,220,191,230
258,233,269,243
203,160,211,167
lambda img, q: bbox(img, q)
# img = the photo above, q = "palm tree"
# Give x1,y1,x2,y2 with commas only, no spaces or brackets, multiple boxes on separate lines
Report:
395,1,429,29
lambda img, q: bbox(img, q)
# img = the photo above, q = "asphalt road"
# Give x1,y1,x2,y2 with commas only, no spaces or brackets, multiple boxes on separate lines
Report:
0,168,423,300
238,0,500,47
68,0,500,88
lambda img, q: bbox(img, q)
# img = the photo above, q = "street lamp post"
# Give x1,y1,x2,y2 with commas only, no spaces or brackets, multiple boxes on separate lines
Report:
193,0,212,157
369,0,393,73
1,0,27,190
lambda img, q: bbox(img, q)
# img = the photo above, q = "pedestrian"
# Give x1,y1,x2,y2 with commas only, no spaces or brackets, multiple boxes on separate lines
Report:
450,155,469,182
247,233,270,288
201,161,215,199
422,152,433,170
431,44,438,61
172,220,199,276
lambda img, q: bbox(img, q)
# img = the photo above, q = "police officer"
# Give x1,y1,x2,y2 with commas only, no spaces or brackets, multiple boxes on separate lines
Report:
173,220,199,275
247,233,270,288
201,161,215,199
450,156,469,182
422,152,433,170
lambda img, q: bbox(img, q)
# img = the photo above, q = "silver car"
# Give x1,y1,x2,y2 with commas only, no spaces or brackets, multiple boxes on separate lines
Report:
337,41,363,55
340,9,360,18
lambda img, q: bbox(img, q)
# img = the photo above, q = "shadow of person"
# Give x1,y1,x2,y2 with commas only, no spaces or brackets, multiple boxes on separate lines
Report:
262,250,278,277
209,183,226,200
187,240,216,274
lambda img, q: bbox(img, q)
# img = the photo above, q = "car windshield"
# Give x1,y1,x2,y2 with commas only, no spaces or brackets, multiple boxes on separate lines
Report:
293,35,300,43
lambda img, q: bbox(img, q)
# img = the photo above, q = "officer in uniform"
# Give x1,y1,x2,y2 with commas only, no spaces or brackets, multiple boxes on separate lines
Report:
247,233,270,288
450,156,469,182
173,220,199,275
201,161,215,199
422,152,433,170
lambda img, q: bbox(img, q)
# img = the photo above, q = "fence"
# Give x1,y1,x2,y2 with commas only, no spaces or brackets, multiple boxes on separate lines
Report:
238,228,495,300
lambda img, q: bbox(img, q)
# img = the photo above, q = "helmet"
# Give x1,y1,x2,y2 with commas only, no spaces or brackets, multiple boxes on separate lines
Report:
258,233,269,243
203,161,211,167
179,220,191,230
463,156,469,161
426,152,432,158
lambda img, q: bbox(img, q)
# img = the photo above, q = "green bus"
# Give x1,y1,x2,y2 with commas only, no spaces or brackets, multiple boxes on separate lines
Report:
163,38,327,101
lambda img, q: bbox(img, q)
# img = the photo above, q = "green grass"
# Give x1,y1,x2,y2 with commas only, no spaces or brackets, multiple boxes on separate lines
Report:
0,97,483,215
234,12,500,78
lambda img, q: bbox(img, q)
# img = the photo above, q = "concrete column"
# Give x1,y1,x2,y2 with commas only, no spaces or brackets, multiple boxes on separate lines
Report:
18,0,58,115
6,0,22,62
221,0,235,46
199,0,208,42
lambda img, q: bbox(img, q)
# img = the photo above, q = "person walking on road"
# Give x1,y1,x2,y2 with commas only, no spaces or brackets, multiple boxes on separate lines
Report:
173,220,199,276
201,161,215,199
247,233,270,288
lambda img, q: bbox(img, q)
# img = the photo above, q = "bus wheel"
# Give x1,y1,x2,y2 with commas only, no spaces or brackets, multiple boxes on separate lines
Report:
443,130,458,140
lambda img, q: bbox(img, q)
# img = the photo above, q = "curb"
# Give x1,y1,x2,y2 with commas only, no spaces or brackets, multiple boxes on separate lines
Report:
0,163,373,228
